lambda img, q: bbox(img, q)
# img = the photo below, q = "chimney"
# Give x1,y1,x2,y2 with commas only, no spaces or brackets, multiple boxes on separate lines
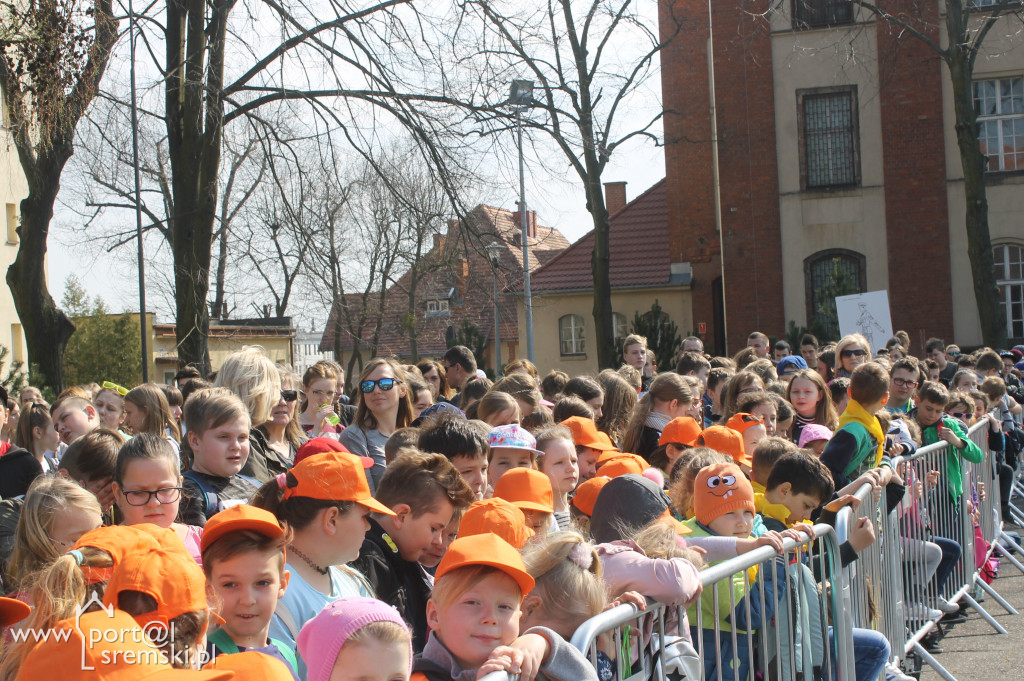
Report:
604,181,627,215
456,258,470,298
511,210,538,240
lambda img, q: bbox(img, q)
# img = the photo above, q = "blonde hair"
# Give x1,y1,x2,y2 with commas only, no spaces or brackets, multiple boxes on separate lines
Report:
621,373,693,454
345,619,412,653
631,518,704,569
7,476,102,591
477,391,521,425
125,383,181,442
617,364,641,390
215,346,282,426
596,370,636,447
520,531,605,629
623,334,647,351
431,564,522,609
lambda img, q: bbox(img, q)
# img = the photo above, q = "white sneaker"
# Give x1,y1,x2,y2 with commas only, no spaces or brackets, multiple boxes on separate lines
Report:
885,663,915,681
928,597,959,614
905,602,942,621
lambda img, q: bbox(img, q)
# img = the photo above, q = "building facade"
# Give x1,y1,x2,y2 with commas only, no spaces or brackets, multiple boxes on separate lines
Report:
659,0,1024,354
0,104,29,376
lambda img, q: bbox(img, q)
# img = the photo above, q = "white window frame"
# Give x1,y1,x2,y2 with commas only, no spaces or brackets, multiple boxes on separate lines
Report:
426,299,450,316
974,76,1024,172
612,312,628,343
559,314,585,356
995,243,1024,339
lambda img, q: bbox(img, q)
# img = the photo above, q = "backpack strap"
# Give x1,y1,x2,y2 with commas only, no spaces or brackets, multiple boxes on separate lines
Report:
183,470,220,517
270,637,299,671
236,473,260,490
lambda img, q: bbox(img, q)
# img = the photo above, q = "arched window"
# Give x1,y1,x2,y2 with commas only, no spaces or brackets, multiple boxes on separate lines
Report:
804,249,866,340
612,312,628,343
995,243,1024,340
559,314,585,356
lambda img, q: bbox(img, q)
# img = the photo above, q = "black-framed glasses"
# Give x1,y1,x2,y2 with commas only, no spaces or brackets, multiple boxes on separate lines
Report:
361,378,402,394
281,390,298,402
841,348,867,358
121,487,183,506
892,378,918,389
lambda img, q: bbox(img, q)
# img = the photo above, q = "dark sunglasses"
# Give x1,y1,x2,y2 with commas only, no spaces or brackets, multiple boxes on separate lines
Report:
281,390,298,402
840,348,867,358
361,378,402,394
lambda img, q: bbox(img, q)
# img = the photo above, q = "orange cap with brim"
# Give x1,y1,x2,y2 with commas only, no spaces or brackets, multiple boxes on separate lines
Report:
492,468,554,513
71,524,169,585
14,608,234,681
698,425,750,466
597,453,649,478
561,417,618,451
436,534,535,597
458,498,535,549
204,651,293,680
571,476,610,517
283,452,395,516
659,417,703,447
202,504,284,553
103,548,211,631
0,597,29,628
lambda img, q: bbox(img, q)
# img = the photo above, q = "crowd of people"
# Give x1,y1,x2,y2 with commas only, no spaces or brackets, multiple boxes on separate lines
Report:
0,329,1021,681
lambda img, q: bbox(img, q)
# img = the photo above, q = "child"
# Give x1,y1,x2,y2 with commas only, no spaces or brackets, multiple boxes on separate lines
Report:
797,424,833,455
569,475,610,538
534,425,579,530
124,383,182,451
351,450,474,653
705,367,734,426
49,387,99,445
944,391,975,429
252,450,392,665
477,391,522,428
180,387,261,526
385,427,421,465
486,424,541,489
773,393,796,440
560,415,618,482
621,373,697,460
113,433,204,562
298,361,344,439
737,390,778,436
750,436,798,495
829,377,851,415
420,533,596,681
695,426,749,470
57,428,123,519
201,504,297,677
458,497,535,549
1,404,57,498
787,369,839,445
418,415,489,500
493,467,555,535
820,363,895,490
519,531,606,641
756,452,835,530
297,597,412,681
648,416,702,476
726,412,768,461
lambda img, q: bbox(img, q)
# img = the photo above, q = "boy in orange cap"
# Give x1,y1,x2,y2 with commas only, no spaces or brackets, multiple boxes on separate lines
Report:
560,416,617,482
648,416,702,475
419,534,594,681
458,497,535,549
697,425,751,471
725,413,767,471
492,467,554,535
201,505,298,678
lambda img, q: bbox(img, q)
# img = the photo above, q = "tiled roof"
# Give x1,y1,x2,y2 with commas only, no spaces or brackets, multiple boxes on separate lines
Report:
528,179,671,292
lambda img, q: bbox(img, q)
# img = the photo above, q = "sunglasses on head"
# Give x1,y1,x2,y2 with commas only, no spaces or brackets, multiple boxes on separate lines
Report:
281,390,298,402
102,381,129,396
840,348,867,358
361,378,402,394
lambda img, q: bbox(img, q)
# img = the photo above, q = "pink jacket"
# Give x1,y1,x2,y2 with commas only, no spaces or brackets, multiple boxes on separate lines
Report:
595,540,702,608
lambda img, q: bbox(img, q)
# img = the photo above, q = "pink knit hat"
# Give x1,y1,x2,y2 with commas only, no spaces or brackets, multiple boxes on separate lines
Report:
297,597,411,681
798,424,834,449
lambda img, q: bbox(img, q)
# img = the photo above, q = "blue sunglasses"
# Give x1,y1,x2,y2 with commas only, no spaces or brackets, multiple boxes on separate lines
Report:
361,378,401,394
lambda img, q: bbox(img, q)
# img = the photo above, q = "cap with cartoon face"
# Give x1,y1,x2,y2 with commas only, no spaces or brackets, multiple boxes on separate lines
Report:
693,463,755,527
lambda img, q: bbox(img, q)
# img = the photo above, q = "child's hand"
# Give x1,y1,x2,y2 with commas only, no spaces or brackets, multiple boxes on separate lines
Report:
477,646,524,680
749,531,785,554
939,427,962,448
848,517,876,553
509,633,550,681
989,414,1002,432
926,470,940,489
606,591,647,612
824,494,860,514
315,403,336,434
873,466,894,486
978,482,987,502
781,524,816,544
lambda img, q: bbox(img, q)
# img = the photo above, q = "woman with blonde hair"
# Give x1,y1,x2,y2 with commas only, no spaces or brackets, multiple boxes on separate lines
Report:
834,333,871,378
214,345,288,482
257,368,306,465
339,357,414,491
621,373,698,461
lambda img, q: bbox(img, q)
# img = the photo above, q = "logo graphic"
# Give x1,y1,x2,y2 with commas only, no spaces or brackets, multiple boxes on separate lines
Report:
74,592,115,671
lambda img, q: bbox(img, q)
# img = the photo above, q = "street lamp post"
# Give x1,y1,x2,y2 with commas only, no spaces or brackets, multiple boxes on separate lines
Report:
509,79,535,362
128,0,148,381
486,242,503,375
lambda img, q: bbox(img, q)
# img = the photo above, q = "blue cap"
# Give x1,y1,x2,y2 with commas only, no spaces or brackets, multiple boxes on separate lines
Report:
776,355,808,376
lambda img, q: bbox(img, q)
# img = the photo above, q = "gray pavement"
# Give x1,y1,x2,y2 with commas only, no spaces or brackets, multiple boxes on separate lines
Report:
917,562,1024,680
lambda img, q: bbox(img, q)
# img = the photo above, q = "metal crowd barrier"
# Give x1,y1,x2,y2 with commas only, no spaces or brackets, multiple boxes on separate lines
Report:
570,525,853,681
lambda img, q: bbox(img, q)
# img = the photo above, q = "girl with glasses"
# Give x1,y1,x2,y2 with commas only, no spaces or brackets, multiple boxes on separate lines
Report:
112,432,203,563
339,358,413,493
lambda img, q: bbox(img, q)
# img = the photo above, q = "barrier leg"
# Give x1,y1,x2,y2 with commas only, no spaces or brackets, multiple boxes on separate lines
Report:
912,642,959,681
975,578,1018,615
960,593,1007,634
994,538,1024,576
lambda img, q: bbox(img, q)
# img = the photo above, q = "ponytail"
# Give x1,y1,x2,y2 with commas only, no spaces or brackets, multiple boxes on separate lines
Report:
520,531,604,628
250,473,352,531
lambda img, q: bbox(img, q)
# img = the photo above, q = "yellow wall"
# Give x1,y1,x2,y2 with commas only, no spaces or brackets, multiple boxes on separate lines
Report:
151,324,294,384
517,287,693,375
0,92,30,378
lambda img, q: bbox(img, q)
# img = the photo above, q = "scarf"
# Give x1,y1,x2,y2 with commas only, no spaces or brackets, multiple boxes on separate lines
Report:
644,410,673,432
837,398,885,469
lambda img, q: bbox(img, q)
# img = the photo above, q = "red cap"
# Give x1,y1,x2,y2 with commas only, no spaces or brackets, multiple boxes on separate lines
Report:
103,548,211,631
698,425,750,466
201,504,284,553
492,467,554,513
204,651,293,680
284,452,395,516
561,417,618,451
571,476,610,517
436,534,535,597
294,437,373,468
0,597,30,628
659,417,703,447
458,498,535,549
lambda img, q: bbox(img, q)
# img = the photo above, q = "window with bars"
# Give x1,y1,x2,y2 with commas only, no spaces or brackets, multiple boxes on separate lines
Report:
804,250,866,340
613,312,628,343
559,314,585,356
995,243,1024,339
793,0,853,28
974,77,1024,172
799,88,859,189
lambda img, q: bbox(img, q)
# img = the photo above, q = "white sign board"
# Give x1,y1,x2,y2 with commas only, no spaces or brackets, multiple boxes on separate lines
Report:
835,290,893,352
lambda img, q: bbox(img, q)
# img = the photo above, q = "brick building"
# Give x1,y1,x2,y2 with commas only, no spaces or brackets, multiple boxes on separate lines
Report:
659,0,1024,354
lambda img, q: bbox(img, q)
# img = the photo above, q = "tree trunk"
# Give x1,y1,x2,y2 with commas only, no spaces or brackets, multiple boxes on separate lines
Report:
589,184,615,369
211,224,229,319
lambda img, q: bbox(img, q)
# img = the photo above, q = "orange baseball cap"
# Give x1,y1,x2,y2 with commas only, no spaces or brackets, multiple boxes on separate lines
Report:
0,597,29,628
594,431,617,449
561,417,618,451
283,452,395,516
492,467,554,513
597,453,649,478
571,476,610,517
659,417,703,447
698,425,750,466
71,524,169,585
14,608,233,681
436,533,535,597
103,547,211,631
204,651,293,680
202,504,284,553
458,498,535,549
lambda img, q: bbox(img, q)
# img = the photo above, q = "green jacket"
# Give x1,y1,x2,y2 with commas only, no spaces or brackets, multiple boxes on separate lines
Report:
919,416,983,499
